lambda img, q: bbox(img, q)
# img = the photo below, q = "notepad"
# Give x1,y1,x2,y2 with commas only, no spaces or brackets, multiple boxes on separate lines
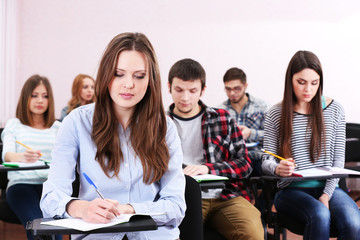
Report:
291,167,360,177
192,174,229,182
245,142,259,148
41,213,165,231
2,161,47,168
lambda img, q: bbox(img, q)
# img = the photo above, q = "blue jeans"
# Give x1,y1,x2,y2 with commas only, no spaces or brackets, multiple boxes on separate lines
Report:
7,184,62,240
274,187,360,240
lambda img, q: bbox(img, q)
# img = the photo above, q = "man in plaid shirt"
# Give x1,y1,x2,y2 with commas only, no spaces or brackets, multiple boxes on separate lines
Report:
167,59,263,240
218,68,268,177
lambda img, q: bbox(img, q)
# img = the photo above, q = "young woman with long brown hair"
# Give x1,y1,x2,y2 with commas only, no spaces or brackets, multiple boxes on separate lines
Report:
40,32,186,240
1,74,60,240
262,50,360,239
59,74,95,121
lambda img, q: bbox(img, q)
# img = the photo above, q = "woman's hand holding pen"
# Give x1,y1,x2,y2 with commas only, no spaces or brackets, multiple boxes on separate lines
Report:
67,199,135,224
275,158,295,177
21,149,42,162
67,199,120,223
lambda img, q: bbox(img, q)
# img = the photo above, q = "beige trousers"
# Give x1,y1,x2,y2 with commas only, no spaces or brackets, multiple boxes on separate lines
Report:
202,196,264,240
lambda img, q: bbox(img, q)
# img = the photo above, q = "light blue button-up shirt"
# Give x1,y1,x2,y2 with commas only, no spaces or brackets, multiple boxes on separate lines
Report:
40,104,186,240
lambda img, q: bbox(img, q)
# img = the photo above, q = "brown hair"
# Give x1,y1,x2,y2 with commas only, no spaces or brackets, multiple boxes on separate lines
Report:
16,74,56,128
280,50,324,163
223,67,246,84
92,32,169,184
66,74,95,113
168,58,206,90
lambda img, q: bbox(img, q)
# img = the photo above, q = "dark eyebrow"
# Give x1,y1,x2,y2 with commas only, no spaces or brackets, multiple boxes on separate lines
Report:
115,69,146,73
297,78,319,81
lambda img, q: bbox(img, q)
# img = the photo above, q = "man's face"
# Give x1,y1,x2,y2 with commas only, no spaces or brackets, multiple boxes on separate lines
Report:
169,77,204,118
224,79,247,104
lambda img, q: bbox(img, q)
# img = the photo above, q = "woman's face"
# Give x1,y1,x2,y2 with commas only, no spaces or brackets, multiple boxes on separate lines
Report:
292,68,320,105
80,77,95,104
29,84,49,116
108,50,149,115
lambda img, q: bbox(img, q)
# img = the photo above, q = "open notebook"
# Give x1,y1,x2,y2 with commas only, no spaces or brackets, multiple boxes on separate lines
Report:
192,174,229,182
291,167,360,177
1,161,47,168
41,212,165,232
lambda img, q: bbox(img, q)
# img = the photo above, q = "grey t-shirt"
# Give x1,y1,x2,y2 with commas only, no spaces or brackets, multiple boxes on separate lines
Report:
172,110,221,199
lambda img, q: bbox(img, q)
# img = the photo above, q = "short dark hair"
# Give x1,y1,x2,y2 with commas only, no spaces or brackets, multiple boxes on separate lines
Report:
168,58,206,90
223,67,246,84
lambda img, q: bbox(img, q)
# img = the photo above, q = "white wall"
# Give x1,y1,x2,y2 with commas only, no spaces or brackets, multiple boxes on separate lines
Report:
7,0,360,122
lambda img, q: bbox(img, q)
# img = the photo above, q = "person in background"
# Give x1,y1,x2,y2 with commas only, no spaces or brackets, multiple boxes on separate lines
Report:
40,32,186,240
60,74,95,121
219,67,267,176
167,58,263,240
262,50,360,239
1,74,61,240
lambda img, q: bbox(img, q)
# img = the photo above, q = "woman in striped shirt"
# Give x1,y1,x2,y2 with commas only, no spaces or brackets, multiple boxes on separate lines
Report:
262,50,360,239
1,75,60,240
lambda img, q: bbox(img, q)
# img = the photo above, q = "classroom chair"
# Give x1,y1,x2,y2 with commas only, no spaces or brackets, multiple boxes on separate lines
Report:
345,122,360,202
0,127,22,225
0,171,22,224
179,175,204,240
250,177,346,240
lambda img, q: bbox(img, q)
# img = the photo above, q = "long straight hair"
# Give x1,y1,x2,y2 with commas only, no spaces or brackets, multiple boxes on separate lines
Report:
280,50,325,163
16,74,55,128
67,74,95,113
92,32,169,184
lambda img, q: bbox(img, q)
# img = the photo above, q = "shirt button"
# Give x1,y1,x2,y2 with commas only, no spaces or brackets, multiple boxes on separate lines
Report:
125,163,129,167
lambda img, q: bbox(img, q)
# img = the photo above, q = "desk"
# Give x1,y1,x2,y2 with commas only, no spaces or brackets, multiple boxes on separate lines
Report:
260,173,348,182
26,216,157,237
250,174,350,240
0,163,50,224
0,164,49,172
198,181,226,191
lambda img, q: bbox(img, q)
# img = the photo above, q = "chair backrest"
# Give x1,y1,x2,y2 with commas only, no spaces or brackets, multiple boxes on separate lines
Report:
0,128,22,224
179,175,203,240
345,123,360,163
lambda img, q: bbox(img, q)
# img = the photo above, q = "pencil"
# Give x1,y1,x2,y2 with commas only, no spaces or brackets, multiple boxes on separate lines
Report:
16,141,43,156
261,148,296,165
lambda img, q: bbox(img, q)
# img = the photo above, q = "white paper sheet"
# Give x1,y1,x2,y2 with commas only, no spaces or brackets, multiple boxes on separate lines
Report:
192,174,229,182
41,213,165,232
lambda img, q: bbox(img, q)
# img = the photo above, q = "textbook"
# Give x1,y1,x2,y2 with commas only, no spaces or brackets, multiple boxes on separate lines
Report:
41,213,165,231
291,167,360,177
192,174,229,182
1,161,47,168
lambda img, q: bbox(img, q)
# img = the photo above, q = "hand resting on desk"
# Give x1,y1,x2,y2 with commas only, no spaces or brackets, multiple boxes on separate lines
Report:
66,198,135,224
183,164,209,176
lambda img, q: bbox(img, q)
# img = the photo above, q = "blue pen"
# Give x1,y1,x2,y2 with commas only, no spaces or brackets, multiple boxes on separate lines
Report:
83,172,118,217
82,172,105,199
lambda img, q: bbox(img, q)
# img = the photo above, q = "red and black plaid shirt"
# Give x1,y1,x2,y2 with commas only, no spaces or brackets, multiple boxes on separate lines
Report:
168,101,252,201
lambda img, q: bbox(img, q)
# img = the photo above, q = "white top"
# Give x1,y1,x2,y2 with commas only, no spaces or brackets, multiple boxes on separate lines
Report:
172,112,222,199
1,118,60,189
40,104,186,240
262,100,346,198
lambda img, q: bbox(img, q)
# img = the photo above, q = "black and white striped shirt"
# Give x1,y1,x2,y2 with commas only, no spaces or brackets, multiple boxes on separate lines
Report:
262,100,346,198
